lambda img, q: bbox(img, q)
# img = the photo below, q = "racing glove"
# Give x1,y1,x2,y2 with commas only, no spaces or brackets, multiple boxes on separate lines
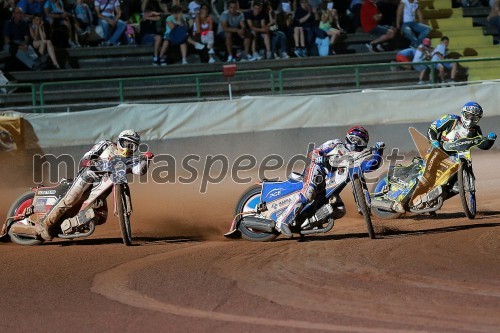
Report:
487,132,497,141
143,151,155,160
430,140,441,149
374,142,385,150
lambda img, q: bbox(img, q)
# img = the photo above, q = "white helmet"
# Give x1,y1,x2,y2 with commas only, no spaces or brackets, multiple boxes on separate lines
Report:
117,130,140,156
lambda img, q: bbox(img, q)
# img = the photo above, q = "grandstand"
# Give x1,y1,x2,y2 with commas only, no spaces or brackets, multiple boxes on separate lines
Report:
0,1,498,112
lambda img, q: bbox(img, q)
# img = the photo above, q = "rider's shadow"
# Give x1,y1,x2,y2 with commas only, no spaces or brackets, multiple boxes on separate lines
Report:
378,221,500,239
400,210,500,221
44,236,200,246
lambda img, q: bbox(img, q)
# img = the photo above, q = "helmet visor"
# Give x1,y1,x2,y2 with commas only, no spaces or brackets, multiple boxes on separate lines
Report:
463,111,481,123
346,134,367,147
119,138,138,151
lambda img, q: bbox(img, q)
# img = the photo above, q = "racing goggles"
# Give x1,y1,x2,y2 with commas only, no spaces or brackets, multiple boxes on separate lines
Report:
463,111,481,123
119,138,138,151
346,134,367,147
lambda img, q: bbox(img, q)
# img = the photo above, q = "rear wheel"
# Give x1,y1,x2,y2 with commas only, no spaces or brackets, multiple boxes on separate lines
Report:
235,185,279,242
458,163,476,219
370,171,403,220
116,184,132,245
353,177,376,239
7,192,43,246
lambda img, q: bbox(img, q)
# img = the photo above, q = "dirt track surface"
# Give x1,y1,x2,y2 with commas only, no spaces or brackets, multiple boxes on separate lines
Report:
1,152,499,333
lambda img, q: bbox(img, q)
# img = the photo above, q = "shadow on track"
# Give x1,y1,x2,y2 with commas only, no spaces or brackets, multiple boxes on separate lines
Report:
378,222,500,238
399,210,500,221
44,236,200,247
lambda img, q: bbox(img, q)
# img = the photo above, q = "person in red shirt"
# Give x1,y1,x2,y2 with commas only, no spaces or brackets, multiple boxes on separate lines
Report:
360,0,395,52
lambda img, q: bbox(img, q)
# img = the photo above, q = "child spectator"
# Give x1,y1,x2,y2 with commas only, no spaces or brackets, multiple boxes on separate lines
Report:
395,47,415,69
141,0,169,65
267,3,289,59
293,0,315,57
318,9,341,55
413,37,432,84
431,36,458,83
74,0,93,37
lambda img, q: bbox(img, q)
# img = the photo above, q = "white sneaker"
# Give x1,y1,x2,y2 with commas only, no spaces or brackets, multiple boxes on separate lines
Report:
227,55,234,62
376,44,384,52
182,58,188,65
281,52,290,59
208,48,214,55
365,43,375,53
194,42,205,50
253,52,262,60
246,54,256,61
417,80,425,85
208,57,215,64
266,51,273,59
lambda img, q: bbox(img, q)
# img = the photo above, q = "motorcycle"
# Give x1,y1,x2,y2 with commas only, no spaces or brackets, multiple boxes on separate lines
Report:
371,135,486,220
224,148,381,241
0,156,141,246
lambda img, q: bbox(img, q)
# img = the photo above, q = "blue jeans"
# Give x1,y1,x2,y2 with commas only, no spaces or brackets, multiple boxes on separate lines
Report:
271,31,287,55
99,17,127,45
401,22,431,48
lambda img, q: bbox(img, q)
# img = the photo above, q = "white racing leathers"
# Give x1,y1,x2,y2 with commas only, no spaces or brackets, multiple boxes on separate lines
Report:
41,140,148,230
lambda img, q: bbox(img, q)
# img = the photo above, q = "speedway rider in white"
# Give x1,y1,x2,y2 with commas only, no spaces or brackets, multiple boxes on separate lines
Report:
275,126,385,237
36,130,154,241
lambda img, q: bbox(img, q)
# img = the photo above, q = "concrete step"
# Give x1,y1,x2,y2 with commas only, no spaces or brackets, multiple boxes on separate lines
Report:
429,17,473,30
431,35,493,48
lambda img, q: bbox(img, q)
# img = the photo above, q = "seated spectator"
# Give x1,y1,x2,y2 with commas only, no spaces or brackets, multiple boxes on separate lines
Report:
349,0,363,31
217,0,252,62
431,36,458,83
293,0,316,57
158,5,195,65
413,37,432,84
3,7,42,70
488,0,500,44
246,2,272,59
95,0,127,46
188,0,202,26
318,9,341,55
74,0,93,36
395,46,415,69
361,0,396,52
17,0,44,21
45,0,80,47
30,14,61,68
267,3,290,59
396,0,430,48
195,3,216,63
140,0,169,65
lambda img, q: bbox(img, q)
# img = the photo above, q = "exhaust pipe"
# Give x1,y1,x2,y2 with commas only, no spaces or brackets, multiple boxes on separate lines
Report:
242,216,276,233
9,223,39,237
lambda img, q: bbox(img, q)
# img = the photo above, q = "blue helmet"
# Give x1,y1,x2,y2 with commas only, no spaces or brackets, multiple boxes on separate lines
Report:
461,102,483,128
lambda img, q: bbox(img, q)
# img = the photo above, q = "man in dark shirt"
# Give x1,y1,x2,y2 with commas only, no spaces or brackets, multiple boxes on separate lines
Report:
245,2,271,59
3,7,39,69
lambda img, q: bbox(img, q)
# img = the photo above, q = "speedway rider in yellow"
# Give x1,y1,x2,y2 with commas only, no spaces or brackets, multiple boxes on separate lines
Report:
36,130,154,241
413,101,496,203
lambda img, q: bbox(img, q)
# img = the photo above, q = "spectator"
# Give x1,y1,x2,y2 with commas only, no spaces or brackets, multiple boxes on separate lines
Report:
413,37,432,84
217,0,252,62
95,0,127,45
3,7,41,70
431,36,458,83
349,0,363,30
488,0,500,44
17,0,44,21
195,3,216,63
396,0,430,48
45,0,80,47
141,0,169,64
30,14,61,68
318,9,341,54
267,3,290,59
395,46,415,69
246,2,272,59
188,0,202,24
74,0,93,39
158,5,194,65
293,0,315,57
360,0,396,52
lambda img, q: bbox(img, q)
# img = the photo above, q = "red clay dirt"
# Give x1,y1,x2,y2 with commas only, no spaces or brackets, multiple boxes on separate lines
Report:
0,152,499,333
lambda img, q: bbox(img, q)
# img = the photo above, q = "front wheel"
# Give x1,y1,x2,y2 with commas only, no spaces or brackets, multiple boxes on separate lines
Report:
458,163,476,219
370,171,403,220
115,184,132,245
235,185,279,242
7,191,43,246
353,177,376,239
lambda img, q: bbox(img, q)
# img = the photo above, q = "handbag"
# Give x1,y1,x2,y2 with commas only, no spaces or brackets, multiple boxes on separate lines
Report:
169,25,188,45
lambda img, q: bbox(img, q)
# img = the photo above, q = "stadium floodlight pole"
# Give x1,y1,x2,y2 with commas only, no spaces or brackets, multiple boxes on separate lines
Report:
222,64,237,101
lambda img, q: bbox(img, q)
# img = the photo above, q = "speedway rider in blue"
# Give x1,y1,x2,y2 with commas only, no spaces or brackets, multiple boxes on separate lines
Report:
275,126,385,237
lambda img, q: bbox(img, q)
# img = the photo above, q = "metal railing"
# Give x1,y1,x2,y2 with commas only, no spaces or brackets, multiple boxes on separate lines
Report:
0,83,37,106
277,57,500,94
38,69,275,110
